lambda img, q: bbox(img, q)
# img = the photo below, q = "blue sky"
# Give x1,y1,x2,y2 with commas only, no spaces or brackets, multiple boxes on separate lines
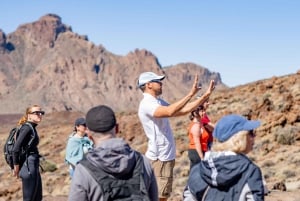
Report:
1,1,299,87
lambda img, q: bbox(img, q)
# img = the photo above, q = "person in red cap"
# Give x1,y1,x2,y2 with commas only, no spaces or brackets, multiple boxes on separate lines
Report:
137,71,215,201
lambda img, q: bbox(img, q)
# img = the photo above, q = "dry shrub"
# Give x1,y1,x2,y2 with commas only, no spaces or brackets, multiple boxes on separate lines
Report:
40,159,57,172
263,170,275,180
255,139,271,155
176,120,185,127
274,125,298,145
282,169,296,179
291,152,300,166
262,160,275,168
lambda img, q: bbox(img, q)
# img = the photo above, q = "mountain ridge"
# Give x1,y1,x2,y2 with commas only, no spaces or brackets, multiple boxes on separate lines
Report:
0,13,224,114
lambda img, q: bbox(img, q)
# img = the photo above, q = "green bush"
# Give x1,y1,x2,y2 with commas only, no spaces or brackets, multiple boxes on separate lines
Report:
262,160,275,168
40,159,57,172
282,169,296,178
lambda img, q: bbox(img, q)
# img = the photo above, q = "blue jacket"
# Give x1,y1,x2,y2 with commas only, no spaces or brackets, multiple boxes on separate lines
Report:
184,151,264,201
65,133,93,166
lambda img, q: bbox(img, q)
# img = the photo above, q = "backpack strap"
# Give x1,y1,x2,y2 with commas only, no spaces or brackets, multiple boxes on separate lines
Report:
21,122,37,174
18,122,36,154
80,152,150,201
201,186,210,201
24,122,36,149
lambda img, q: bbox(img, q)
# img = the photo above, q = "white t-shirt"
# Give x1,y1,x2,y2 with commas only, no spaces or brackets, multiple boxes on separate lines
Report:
138,93,176,161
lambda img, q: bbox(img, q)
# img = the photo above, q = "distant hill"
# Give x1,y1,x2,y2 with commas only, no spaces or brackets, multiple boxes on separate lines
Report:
0,14,225,114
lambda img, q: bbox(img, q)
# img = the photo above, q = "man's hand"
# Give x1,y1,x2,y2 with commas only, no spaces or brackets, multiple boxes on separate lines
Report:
190,74,202,96
206,80,215,95
13,165,20,179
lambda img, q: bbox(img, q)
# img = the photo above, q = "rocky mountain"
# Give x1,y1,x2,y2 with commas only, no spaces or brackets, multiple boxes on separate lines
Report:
0,14,224,114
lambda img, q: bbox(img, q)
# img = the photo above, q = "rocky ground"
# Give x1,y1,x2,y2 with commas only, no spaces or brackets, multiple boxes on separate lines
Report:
0,111,299,201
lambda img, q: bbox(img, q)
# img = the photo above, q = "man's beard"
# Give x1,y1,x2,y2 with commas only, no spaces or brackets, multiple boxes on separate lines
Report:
155,89,162,96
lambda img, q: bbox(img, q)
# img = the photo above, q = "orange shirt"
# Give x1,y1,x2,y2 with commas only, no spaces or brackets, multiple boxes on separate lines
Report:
188,121,212,152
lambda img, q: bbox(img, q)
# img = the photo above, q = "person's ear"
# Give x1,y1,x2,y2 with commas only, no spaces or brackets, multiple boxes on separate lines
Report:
146,82,153,89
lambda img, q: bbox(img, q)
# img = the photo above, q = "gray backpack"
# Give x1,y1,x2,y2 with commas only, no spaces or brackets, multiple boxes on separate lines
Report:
80,152,150,201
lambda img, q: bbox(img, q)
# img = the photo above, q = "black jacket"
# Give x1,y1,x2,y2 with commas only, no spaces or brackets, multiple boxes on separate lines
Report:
12,122,39,165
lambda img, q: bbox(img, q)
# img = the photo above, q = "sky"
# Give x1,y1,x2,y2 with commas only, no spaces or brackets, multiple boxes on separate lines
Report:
1,1,299,87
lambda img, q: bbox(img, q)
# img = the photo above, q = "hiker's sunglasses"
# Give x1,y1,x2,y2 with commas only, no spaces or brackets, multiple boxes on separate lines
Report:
30,111,45,116
248,130,256,138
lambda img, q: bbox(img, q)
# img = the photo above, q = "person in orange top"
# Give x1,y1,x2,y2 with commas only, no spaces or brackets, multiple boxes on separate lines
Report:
187,105,213,170
201,99,215,134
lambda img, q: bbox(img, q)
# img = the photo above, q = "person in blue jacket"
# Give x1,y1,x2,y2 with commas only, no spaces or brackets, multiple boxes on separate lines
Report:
183,114,265,201
65,117,93,178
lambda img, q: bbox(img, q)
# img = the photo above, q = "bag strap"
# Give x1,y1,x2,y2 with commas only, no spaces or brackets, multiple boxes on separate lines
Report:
201,186,210,201
21,122,37,174
23,122,36,149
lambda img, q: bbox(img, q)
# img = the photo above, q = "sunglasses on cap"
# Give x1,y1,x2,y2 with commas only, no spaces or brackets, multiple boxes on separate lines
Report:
30,111,45,116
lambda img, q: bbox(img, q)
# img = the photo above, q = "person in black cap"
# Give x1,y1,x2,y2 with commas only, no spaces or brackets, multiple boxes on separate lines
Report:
65,117,93,178
68,105,158,201
183,114,265,201
137,71,215,201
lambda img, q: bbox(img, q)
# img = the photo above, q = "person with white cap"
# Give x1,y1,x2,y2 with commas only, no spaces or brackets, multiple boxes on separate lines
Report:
137,71,215,201
183,114,265,201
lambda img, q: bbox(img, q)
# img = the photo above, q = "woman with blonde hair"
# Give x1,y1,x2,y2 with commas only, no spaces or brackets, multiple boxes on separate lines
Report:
12,105,44,201
183,114,265,201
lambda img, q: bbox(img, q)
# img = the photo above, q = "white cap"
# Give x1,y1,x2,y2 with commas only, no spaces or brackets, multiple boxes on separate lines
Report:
137,72,165,87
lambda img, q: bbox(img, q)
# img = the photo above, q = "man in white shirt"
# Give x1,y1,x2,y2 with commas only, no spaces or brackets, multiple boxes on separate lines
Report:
137,71,215,201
